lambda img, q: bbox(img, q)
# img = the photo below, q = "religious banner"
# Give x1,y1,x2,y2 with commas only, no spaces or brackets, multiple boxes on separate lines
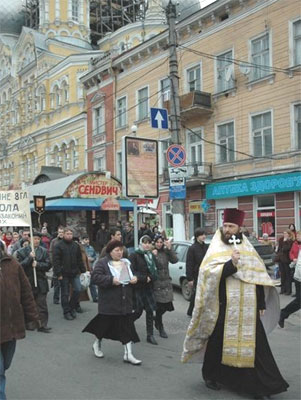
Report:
0,190,31,227
63,173,121,198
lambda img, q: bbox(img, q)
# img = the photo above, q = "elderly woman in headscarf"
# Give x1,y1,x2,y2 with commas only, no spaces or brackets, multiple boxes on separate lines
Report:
152,234,178,338
130,235,158,345
82,240,141,365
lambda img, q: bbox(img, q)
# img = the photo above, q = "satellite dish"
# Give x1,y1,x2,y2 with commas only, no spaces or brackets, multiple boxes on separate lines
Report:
225,65,234,82
239,62,251,75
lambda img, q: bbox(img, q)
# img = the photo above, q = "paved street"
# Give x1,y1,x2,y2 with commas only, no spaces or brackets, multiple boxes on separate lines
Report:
7,288,300,400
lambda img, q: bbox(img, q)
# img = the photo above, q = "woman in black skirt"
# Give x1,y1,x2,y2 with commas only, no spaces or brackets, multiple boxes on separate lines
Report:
130,235,158,345
152,235,178,338
82,240,141,365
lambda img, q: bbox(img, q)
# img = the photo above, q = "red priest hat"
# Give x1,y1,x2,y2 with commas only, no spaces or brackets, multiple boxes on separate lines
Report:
223,208,245,226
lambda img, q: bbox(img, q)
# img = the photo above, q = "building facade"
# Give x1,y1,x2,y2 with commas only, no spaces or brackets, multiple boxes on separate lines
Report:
83,0,301,240
0,0,101,190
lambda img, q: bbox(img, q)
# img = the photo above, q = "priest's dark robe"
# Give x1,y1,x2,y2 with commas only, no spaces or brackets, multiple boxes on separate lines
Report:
202,260,289,397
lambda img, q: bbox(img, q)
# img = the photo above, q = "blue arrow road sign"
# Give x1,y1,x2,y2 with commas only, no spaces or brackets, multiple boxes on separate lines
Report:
150,108,169,130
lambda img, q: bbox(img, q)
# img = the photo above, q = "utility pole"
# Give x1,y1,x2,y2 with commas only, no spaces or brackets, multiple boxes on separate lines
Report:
166,1,186,241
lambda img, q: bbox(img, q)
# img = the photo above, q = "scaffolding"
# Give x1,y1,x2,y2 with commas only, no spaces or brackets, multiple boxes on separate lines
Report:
24,0,40,31
22,0,148,45
90,0,147,44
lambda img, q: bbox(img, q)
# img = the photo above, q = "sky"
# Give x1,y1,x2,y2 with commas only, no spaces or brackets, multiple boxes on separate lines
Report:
200,0,218,8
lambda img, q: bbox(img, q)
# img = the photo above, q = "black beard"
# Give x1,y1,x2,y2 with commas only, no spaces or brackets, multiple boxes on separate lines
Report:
220,228,243,245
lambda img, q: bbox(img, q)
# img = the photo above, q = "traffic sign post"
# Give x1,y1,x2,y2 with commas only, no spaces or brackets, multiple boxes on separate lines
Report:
150,108,169,130
169,177,186,200
168,166,187,179
166,144,186,167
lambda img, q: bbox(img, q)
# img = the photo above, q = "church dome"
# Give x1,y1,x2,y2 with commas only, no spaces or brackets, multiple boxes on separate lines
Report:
0,0,25,35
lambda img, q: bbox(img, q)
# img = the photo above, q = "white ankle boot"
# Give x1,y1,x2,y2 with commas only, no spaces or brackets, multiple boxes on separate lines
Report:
123,342,142,365
92,339,104,358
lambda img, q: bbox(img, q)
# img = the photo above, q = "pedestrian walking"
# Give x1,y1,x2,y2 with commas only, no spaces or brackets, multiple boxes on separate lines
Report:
49,226,64,304
185,229,208,317
0,241,40,400
279,231,301,327
82,235,98,303
96,222,110,253
130,235,158,345
124,222,135,255
276,230,294,295
53,227,85,320
152,235,178,338
16,231,52,333
100,227,129,259
83,240,141,365
182,208,289,399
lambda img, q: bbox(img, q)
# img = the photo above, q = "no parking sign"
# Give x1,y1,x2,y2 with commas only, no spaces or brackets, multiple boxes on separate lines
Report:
166,144,186,167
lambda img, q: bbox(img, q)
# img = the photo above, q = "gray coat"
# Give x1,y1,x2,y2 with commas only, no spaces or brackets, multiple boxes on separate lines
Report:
153,248,178,303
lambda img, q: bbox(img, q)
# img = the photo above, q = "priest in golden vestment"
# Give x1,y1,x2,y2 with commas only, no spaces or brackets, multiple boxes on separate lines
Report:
182,208,288,399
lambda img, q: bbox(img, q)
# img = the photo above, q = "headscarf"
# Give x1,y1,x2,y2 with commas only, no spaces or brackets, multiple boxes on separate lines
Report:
136,235,158,279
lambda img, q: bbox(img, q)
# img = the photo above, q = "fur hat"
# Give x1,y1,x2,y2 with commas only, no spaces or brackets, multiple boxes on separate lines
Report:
223,208,245,227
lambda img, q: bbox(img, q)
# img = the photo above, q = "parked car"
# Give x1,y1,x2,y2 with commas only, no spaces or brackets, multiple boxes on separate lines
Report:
169,236,275,301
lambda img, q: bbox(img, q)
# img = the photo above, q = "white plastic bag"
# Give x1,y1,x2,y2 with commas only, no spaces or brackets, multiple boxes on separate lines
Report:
80,271,91,290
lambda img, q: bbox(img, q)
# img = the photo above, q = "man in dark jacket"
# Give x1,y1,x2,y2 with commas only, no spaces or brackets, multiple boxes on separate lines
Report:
124,223,135,254
96,222,110,253
17,231,52,333
49,226,64,304
0,241,40,400
186,228,209,316
53,227,85,320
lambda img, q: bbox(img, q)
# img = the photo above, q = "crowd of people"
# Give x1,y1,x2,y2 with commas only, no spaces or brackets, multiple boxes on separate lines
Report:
0,214,300,400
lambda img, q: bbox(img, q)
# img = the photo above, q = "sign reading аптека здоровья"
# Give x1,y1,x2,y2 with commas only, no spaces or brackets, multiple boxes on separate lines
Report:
206,172,301,200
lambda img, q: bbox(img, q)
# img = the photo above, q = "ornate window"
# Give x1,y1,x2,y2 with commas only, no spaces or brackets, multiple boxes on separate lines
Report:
72,0,79,22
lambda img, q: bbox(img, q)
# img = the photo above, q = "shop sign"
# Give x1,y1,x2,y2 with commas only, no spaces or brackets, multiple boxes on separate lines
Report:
189,200,211,214
206,172,301,199
257,211,275,217
63,173,121,199
101,198,120,210
189,202,201,213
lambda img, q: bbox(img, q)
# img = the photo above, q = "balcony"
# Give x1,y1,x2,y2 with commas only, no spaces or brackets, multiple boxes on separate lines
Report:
163,90,213,119
161,161,212,186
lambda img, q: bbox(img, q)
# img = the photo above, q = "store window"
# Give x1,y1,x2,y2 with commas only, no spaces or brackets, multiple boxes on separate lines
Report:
256,195,275,239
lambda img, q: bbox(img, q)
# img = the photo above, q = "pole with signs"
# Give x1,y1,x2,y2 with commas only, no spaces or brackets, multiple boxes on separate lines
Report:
0,190,37,287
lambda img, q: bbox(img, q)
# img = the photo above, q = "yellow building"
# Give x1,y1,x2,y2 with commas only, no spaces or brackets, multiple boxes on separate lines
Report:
90,0,300,238
0,0,102,190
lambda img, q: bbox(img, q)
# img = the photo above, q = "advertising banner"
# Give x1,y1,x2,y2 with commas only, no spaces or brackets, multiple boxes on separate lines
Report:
122,136,158,198
63,173,121,198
